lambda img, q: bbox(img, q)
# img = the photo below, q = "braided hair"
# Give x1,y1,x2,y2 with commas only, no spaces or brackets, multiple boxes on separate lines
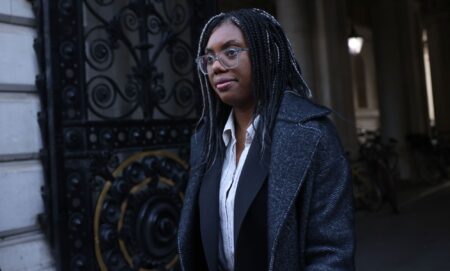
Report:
196,8,312,169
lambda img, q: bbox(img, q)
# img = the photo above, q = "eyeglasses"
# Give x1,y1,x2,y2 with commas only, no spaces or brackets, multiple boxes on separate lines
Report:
196,47,249,75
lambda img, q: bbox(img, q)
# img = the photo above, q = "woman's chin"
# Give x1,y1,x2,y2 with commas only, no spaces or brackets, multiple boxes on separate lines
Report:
219,97,255,110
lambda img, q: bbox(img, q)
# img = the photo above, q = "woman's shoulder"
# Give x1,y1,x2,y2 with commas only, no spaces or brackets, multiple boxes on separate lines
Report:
278,92,345,155
278,92,336,134
278,91,331,125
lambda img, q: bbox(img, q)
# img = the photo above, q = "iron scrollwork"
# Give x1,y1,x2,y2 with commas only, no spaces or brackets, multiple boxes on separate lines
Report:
83,0,197,120
31,0,216,270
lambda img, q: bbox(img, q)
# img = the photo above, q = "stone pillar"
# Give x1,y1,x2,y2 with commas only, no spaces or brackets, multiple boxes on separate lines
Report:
401,0,430,135
277,0,317,93
371,0,412,178
425,2,450,134
277,0,358,155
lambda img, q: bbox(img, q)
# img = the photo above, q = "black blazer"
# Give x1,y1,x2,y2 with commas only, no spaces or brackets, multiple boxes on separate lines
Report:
198,135,269,271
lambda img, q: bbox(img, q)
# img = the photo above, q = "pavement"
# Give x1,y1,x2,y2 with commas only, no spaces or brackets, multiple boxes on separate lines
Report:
355,180,450,271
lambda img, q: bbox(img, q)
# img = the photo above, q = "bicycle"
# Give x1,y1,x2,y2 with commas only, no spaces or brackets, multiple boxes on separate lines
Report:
352,159,383,211
352,130,400,213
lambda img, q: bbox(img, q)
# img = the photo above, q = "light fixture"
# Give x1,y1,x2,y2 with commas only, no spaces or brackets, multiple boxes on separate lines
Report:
348,26,364,55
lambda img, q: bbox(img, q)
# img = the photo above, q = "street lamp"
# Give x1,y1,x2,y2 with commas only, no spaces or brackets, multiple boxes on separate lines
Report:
348,26,364,55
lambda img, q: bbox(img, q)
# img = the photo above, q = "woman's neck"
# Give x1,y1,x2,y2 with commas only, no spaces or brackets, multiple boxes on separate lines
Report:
233,106,254,133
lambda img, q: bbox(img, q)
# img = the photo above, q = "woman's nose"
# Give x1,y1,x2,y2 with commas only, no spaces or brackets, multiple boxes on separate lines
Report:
210,57,226,73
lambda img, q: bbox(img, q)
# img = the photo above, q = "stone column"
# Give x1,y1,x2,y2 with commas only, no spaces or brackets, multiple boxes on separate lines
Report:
425,2,450,133
401,0,430,135
277,0,359,155
276,0,317,93
371,0,412,178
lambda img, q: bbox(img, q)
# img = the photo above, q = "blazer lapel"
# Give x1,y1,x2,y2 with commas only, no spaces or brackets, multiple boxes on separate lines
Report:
234,137,270,245
199,156,222,271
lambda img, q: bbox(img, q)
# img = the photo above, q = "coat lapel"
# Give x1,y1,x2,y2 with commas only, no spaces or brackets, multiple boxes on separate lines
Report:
266,93,330,265
234,136,270,245
199,156,222,271
267,124,320,255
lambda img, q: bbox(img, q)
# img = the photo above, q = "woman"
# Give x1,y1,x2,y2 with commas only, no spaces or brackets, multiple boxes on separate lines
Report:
178,8,355,271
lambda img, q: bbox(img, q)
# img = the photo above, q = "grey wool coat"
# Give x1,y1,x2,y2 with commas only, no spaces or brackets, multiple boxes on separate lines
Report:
177,91,355,270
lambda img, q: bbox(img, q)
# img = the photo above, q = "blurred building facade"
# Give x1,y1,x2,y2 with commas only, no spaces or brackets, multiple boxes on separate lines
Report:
275,0,449,179
0,0,448,270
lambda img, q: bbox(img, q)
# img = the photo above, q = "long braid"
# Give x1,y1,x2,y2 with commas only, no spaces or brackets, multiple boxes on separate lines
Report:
195,8,312,169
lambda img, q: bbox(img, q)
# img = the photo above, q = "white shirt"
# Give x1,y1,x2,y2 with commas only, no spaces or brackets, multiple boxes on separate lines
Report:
219,111,259,271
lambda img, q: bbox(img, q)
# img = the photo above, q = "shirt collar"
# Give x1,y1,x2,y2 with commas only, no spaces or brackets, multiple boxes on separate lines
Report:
222,111,236,147
222,110,260,146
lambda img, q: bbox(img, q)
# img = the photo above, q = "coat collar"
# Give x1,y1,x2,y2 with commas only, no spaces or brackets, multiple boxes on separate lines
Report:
276,91,331,123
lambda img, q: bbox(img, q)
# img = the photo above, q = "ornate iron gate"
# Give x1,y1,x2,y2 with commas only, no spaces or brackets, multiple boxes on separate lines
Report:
31,0,216,270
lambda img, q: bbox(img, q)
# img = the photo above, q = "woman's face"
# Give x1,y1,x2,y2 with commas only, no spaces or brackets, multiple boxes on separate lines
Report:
205,21,254,110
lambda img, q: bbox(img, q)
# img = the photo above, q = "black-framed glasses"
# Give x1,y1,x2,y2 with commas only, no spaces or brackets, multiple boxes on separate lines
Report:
196,47,249,75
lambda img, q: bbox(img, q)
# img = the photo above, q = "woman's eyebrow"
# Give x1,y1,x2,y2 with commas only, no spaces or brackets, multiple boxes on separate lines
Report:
221,40,242,48
204,39,243,53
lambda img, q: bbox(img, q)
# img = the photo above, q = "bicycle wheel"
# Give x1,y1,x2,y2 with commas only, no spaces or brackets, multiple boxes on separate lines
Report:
377,161,399,213
353,165,383,211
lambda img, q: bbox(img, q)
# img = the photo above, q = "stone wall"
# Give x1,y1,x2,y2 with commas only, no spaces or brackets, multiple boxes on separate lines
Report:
0,1,54,270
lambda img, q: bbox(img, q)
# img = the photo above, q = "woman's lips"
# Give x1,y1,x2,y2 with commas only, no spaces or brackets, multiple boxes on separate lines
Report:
215,79,235,91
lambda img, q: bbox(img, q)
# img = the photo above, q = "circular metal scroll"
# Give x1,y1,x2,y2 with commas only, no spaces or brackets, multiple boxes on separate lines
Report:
94,151,187,270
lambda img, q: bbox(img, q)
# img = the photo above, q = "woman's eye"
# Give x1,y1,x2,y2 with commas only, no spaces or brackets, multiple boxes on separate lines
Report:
206,55,215,64
224,48,238,58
